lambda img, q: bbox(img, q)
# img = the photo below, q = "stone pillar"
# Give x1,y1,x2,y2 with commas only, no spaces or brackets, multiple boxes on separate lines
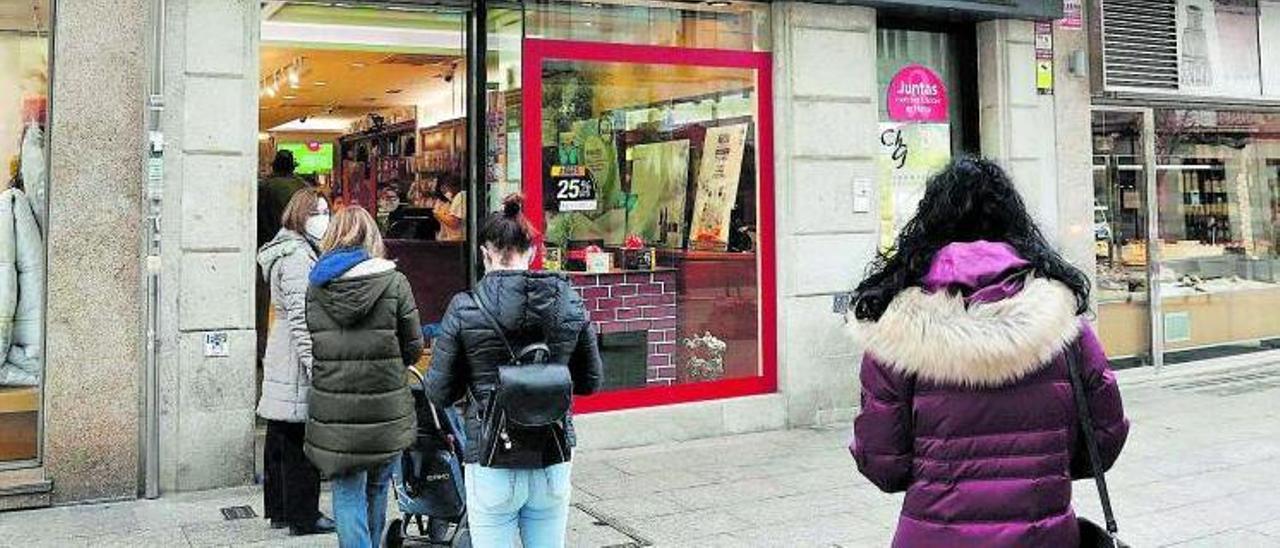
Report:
977,17,1096,290
156,0,259,492
43,0,148,503
772,2,879,427
977,20,1062,236
1052,12,1099,285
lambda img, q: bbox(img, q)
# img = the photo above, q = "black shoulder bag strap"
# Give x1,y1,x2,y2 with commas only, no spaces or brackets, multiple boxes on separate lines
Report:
1066,343,1121,539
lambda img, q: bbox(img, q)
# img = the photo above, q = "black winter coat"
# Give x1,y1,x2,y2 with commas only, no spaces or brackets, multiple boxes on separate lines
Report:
425,270,603,464
304,259,423,477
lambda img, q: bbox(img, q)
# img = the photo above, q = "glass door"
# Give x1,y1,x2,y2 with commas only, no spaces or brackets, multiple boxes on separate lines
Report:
1091,109,1159,367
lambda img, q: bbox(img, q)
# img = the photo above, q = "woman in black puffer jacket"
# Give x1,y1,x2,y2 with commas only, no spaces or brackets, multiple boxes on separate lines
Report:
425,194,602,548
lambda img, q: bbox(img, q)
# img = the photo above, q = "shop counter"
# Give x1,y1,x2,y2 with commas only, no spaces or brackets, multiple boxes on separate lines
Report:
385,239,469,325
0,387,38,461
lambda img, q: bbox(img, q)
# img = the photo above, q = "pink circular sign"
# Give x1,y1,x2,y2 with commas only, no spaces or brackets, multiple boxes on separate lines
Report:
886,64,949,123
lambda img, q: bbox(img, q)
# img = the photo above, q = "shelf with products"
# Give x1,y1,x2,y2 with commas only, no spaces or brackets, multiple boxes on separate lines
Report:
335,119,417,216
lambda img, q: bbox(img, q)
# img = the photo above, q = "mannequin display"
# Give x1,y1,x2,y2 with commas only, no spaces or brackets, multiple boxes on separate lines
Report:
0,187,43,387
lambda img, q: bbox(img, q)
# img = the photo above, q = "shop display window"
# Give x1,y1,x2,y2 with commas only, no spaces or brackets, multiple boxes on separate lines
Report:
1092,110,1152,362
521,38,775,413
1154,109,1280,352
0,0,50,465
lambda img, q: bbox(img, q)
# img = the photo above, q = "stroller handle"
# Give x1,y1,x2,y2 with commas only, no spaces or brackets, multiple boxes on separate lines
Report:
406,367,445,433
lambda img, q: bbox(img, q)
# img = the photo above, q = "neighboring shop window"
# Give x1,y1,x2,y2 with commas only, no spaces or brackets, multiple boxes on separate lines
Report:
1154,109,1280,353
1092,111,1152,363
0,0,50,465
874,25,977,249
521,8,774,412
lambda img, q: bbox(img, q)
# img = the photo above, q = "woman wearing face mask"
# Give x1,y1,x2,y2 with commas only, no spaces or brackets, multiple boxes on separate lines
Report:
257,188,335,536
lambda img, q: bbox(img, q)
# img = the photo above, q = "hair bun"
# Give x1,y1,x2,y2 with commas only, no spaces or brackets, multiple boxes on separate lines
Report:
502,193,524,218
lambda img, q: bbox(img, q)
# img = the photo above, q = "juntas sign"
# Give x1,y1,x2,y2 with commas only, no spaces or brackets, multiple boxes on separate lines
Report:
886,65,949,123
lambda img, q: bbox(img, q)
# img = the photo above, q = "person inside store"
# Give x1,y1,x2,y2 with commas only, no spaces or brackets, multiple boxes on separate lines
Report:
258,149,308,373
848,156,1130,548
256,188,335,537
424,194,603,548
304,205,422,548
434,174,467,242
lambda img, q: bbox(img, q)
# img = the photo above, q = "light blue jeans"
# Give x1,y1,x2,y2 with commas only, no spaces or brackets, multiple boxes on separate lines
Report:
465,462,573,548
331,459,395,548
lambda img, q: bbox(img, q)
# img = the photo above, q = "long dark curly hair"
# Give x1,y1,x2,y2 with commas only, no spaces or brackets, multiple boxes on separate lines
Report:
853,156,1090,321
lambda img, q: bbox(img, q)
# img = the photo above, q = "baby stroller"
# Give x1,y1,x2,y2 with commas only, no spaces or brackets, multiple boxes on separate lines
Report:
387,366,470,548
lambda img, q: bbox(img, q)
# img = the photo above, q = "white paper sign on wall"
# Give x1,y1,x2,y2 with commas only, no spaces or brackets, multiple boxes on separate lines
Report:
204,332,229,358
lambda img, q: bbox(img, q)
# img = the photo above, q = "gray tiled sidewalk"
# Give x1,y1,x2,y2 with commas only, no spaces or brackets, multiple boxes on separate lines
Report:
1,358,1279,547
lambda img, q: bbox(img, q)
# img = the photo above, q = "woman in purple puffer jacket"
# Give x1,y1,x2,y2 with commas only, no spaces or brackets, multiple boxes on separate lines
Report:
850,157,1129,548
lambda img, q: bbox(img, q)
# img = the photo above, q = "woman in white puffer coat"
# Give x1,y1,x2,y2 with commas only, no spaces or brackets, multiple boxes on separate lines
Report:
257,188,335,536
0,186,44,387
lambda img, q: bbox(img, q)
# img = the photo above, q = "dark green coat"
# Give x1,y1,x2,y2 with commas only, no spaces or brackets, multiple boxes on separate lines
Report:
304,258,423,476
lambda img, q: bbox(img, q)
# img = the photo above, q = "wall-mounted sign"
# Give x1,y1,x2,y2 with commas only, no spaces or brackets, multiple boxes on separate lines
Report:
204,332,229,358
1060,0,1083,29
886,65,949,123
1035,22,1055,95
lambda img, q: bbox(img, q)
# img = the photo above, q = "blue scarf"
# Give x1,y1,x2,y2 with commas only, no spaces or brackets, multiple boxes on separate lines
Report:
309,248,370,286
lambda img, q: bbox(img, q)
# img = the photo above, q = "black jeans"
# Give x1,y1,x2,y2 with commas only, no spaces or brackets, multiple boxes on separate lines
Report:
263,420,322,525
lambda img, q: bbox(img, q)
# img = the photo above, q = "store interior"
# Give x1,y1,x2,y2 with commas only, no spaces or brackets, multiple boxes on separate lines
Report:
258,2,481,329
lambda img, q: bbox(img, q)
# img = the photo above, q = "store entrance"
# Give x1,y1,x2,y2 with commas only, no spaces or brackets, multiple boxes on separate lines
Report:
256,1,475,366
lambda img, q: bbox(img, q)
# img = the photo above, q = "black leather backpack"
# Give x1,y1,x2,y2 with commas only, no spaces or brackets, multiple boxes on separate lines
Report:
469,290,574,469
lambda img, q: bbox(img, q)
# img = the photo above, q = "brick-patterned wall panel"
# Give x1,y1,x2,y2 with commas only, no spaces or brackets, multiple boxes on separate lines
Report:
571,271,680,386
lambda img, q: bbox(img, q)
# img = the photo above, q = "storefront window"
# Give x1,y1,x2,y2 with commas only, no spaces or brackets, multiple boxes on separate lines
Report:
1092,110,1153,364
521,7,774,411
0,0,50,465
1155,109,1280,355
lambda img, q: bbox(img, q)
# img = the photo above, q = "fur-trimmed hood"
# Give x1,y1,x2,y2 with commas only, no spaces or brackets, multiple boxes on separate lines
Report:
851,242,1081,387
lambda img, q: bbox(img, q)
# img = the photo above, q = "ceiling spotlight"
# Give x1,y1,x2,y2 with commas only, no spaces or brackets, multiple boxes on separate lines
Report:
282,94,297,100
706,0,732,5
351,62,367,69
315,81,328,87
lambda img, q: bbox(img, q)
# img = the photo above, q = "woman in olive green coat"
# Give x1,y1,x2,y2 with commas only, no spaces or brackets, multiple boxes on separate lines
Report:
305,206,422,548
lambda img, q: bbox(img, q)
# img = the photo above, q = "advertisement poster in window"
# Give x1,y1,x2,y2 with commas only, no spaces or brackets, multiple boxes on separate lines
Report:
690,123,748,252
628,140,690,248
1176,0,1262,96
878,123,951,250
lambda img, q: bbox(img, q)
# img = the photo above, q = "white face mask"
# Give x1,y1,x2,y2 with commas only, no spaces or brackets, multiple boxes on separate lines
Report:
305,199,330,241
305,214,329,241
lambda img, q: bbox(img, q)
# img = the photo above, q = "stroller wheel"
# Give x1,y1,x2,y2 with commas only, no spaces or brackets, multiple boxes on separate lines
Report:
385,518,405,548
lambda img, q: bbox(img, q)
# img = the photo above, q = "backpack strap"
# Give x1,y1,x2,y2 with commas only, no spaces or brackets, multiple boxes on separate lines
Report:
470,290,518,362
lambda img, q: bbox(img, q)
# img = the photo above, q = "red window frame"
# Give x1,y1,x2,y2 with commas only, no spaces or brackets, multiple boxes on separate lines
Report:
521,38,777,413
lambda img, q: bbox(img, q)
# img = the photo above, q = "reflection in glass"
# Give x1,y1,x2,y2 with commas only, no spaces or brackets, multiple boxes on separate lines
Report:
538,58,762,390
1155,110,1280,353
1091,111,1151,362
